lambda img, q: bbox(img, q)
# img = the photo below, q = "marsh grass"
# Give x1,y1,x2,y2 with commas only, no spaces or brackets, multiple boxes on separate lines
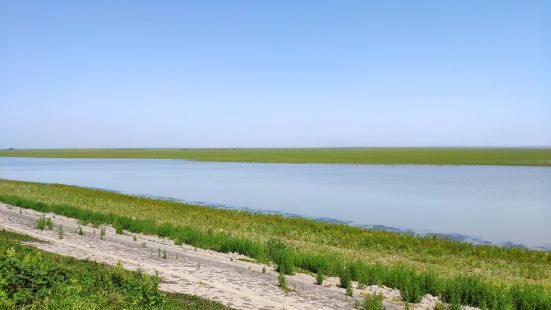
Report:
1,183,550,309
1,147,550,166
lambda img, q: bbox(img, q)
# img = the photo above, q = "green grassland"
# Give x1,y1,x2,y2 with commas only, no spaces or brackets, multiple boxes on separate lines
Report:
0,180,550,309
0,229,230,309
1,147,551,166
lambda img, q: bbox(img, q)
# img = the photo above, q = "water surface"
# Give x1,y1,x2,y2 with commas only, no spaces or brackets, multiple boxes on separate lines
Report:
1,157,550,249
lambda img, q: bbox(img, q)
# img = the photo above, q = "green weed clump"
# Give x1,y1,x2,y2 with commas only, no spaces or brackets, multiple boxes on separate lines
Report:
267,238,294,274
346,286,353,297
278,271,288,291
57,225,63,239
434,302,447,310
316,270,324,285
339,267,352,289
364,293,384,310
100,225,106,240
114,219,124,234
35,216,53,230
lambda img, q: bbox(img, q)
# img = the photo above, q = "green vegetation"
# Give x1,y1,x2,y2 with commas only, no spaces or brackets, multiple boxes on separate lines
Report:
35,216,53,230
0,230,230,309
316,270,324,285
0,229,40,243
0,180,550,309
1,147,551,166
57,225,64,239
364,293,384,310
346,286,353,297
339,267,352,289
278,271,288,291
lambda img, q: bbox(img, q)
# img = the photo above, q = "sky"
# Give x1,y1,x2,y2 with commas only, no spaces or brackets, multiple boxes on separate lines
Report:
1,0,550,148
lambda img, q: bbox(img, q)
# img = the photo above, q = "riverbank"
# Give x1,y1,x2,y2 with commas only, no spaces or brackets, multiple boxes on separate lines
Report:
0,203,411,309
1,147,551,166
0,180,549,309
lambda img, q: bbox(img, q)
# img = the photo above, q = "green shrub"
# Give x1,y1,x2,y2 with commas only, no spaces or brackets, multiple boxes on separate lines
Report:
346,286,353,296
267,238,294,274
339,267,351,289
278,271,288,290
35,216,53,230
316,269,324,285
434,302,447,310
363,293,384,310
57,225,63,239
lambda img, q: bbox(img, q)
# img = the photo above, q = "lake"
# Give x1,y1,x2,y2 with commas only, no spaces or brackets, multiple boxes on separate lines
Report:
1,157,550,250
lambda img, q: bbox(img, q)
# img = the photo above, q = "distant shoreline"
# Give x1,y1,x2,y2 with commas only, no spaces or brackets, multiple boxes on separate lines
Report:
1,147,551,166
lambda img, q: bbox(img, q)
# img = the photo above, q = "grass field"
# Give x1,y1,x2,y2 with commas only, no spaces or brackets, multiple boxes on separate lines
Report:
1,147,551,166
0,229,230,309
0,180,549,308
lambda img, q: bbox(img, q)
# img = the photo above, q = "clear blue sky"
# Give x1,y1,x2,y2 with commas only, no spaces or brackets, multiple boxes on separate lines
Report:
1,0,550,148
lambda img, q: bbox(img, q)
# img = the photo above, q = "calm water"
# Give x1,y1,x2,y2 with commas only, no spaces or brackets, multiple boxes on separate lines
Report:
1,157,550,250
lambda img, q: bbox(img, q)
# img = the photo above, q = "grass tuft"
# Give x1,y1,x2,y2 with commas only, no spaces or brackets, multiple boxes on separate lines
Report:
363,293,384,310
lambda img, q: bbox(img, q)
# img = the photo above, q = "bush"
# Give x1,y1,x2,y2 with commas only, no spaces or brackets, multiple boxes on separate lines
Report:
316,269,324,285
278,271,288,290
267,238,294,274
364,293,384,310
35,216,53,230
339,267,352,289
